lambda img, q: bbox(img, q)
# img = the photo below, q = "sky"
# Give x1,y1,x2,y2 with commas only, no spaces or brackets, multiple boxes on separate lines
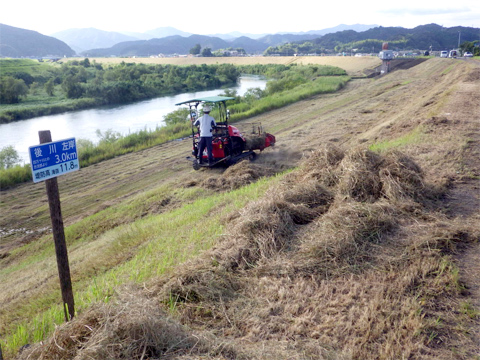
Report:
1,0,479,36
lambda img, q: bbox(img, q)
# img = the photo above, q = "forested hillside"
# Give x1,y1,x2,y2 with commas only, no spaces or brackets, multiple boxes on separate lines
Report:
0,24,75,57
265,24,480,54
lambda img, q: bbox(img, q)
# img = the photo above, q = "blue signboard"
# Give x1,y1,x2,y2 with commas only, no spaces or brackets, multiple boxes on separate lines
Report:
29,138,80,183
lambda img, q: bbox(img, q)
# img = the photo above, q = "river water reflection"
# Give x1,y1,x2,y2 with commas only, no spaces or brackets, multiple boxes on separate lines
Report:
0,76,266,164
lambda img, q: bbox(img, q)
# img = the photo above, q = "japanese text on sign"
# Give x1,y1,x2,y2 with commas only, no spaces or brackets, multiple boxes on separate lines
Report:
29,138,80,183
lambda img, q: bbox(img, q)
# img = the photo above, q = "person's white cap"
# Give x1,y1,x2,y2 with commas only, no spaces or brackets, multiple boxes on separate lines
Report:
203,105,211,112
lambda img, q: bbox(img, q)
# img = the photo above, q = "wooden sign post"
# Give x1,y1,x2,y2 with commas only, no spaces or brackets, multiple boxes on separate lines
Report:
38,130,75,321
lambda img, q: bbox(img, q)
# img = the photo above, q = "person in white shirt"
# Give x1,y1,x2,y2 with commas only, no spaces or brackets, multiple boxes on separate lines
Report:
193,105,216,164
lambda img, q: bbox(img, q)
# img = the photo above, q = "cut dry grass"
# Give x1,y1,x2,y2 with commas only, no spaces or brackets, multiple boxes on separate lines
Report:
13,140,478,359
18,287,239,360
295,200,397,276
290,144,345,187
337,149,383,202
379,151,423,197
201,160,278,191
154,144,477,359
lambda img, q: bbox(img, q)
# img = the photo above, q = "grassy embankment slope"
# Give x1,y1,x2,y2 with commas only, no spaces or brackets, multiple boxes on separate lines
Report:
1,57,479,359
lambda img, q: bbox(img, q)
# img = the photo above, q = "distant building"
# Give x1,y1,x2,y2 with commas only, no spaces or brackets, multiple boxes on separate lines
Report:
378,50,394,60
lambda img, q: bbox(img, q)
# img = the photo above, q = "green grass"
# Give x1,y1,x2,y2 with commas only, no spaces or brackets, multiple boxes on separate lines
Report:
0,164,32,189
460,301,480,319
369,125,424,152
78,122,192,167
229,76,349,122
1,173,281,356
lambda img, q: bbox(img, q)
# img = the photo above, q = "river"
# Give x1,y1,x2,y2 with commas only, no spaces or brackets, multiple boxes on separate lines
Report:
0,76,266,164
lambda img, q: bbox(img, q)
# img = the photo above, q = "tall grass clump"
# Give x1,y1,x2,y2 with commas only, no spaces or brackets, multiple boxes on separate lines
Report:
0,164,32,189
78,122,191,167
228,76,349,122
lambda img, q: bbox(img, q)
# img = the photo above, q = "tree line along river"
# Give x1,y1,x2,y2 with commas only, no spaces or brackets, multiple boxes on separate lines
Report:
0,76,266,165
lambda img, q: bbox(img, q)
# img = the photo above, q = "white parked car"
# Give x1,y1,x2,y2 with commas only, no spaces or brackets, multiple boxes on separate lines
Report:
440,51,448,58
448,50,458,58
464,52,473,57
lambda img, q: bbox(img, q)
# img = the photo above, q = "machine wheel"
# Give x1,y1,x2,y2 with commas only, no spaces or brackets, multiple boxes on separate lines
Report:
193,160,201,170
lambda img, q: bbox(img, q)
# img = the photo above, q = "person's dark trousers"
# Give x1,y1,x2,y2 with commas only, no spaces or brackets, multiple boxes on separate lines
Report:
198,136,213,164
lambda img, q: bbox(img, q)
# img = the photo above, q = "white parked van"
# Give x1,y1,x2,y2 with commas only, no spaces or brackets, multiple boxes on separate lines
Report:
448,50,458,58
440,51,448,58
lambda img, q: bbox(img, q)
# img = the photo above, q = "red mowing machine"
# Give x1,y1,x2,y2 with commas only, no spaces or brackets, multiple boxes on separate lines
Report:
175,96,275,170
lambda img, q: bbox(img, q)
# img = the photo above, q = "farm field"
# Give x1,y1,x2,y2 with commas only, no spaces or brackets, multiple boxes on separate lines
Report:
81,55,382,76
0,57,479,359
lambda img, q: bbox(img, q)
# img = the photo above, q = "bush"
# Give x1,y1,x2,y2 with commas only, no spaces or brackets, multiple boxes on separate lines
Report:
0,145,21,169
96,129,123,144
0,76,29,104
163,108,190,126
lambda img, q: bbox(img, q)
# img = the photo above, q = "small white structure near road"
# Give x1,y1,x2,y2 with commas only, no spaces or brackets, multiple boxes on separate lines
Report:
379,42,394,74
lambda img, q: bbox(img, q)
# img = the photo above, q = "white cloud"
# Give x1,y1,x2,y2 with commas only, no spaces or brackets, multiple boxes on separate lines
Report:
0,0,478,36
379,7,470,16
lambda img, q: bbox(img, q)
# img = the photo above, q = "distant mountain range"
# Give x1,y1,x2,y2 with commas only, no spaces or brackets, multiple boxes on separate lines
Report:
51,28,138,54
0,23,377,58
77,24,480,57
50,24,377,55
0,24,75,57
81,33,325,57
1,23,478,58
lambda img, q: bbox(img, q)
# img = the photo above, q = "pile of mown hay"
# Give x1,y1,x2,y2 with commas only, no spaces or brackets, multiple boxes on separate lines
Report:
205,172,335,271
293,200,397,277
201,160,277,191
293,145,426,204
159,264,241,305
336,149,383,202
291,143,345,187
379,150,426,202
18,288,238,360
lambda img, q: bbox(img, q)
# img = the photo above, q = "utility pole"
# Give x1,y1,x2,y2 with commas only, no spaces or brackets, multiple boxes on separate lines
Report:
458,31,461,49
